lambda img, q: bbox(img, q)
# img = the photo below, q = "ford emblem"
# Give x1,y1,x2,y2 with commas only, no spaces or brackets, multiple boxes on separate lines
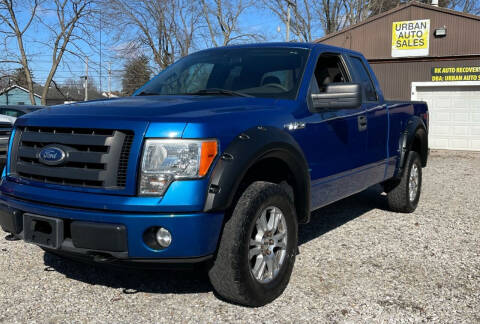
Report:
38,146,66,166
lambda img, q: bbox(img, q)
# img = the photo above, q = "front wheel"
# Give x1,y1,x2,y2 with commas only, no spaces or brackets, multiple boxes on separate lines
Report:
387,151,422,213
208,181,298,307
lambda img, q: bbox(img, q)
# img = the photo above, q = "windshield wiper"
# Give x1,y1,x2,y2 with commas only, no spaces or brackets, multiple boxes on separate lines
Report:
185,88,253,98
136,91,161,96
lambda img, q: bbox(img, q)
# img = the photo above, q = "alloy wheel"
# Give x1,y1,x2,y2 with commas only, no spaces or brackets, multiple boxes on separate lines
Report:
249,206,288,284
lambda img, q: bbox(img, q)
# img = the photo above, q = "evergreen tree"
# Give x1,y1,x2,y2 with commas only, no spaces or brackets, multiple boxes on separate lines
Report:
121,55,152,96
12,67,32,88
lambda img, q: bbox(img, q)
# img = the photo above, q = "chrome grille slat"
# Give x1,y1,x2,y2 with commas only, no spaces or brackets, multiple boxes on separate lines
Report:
17,161,107,181
18,146,106,164
21,132,114,147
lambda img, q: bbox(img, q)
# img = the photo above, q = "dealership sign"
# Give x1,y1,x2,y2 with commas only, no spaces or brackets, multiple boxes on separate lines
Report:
392,19,430,57
431,66,480,81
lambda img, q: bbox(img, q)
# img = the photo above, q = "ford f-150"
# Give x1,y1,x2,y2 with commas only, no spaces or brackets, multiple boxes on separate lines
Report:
0,43,428,306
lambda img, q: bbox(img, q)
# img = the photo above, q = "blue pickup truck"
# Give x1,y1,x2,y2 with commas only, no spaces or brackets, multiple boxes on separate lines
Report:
0,43,428,306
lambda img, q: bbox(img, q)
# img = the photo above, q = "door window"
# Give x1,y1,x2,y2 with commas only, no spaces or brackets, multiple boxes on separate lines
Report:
310,54,349,94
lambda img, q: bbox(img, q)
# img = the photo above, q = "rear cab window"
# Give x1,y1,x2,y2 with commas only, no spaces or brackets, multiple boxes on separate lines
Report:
349,56,378,102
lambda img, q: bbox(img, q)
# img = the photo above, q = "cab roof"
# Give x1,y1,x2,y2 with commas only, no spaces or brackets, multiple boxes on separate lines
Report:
196,42,364,58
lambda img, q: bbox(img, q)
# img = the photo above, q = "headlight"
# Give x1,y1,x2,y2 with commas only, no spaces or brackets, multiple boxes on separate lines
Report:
139,139,218,196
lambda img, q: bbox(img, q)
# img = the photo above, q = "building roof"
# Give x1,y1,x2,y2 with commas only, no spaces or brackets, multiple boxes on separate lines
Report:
316,1,480,43
0,84,41,98
32,84,84,101
0,83,100,103
0,83,84,102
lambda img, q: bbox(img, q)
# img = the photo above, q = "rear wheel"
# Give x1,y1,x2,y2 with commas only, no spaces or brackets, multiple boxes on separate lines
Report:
208,181,298,307
387,151,422,213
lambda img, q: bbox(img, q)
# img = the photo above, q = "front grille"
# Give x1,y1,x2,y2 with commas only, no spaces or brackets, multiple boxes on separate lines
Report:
10,126,134,189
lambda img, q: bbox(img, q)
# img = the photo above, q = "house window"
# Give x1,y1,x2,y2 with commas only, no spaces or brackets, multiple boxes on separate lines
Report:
17,102,25,105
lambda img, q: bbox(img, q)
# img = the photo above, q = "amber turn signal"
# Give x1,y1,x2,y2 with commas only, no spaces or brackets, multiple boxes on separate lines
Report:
199,140,218,176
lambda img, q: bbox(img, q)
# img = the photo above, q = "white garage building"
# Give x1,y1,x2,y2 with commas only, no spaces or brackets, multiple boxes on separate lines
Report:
412,82,480,151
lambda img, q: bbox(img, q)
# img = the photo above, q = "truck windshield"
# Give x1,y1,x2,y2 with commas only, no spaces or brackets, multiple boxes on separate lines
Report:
136,47,310,100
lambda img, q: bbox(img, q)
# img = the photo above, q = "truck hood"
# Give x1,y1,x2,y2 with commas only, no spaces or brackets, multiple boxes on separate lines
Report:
20,95,282,122
16,95,296,142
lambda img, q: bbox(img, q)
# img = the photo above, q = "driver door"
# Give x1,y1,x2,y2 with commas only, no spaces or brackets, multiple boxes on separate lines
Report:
291,52,368,210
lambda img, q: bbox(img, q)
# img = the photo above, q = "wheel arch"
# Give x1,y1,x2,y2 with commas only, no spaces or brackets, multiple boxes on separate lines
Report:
203,126,311,224
396,116,428,178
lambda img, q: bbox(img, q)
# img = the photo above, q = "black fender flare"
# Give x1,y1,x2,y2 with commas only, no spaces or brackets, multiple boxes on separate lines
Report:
203,126,311,223
396,116,428,177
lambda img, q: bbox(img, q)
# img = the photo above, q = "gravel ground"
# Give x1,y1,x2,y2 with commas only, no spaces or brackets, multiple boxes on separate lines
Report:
1,150,479,323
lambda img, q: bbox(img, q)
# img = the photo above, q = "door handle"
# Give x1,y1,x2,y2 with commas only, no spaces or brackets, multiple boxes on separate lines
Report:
357,115,367,131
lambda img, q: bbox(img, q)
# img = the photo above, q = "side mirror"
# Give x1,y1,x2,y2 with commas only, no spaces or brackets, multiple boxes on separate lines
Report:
310,83,362,111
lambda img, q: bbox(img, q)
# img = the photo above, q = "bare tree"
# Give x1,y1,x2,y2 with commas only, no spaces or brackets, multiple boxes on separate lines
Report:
422,0,479,14
1,0,96,105
37,0,95,105
172,0,202,58
342,0,371,26
0,0,39,104
456,0,480,14
201,0,261,46
102,0,200,70
312,0,350,35
262,0,313,42
365,0,480,18
263,0,366,37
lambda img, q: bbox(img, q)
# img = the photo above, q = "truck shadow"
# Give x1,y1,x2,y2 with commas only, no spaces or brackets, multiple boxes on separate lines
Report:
42,185,387,295
43,251,213,295
299,184,387,246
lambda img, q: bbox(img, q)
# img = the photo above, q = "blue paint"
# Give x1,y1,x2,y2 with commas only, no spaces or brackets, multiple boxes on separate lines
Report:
1,176,209,212
0,194,223,258
5,128,15,175
0,43,428,260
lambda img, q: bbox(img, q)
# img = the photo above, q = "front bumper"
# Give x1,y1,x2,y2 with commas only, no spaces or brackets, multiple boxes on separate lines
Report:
0,194,224,260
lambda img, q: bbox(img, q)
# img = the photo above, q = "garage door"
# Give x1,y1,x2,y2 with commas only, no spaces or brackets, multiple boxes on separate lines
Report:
412,84,480,151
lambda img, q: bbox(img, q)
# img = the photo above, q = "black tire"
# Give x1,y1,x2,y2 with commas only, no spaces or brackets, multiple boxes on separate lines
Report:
208,181,298,307
387,151,422,213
